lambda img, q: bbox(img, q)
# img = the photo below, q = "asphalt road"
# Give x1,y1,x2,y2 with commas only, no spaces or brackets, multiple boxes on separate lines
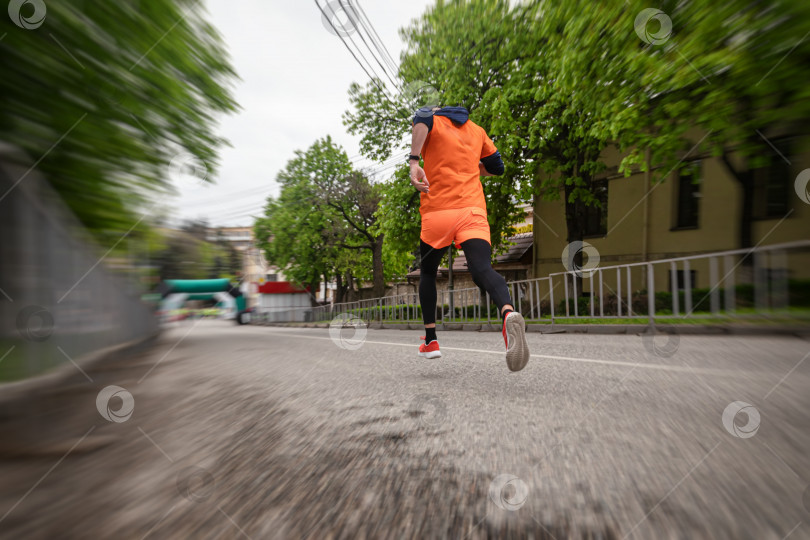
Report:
0,319,809,539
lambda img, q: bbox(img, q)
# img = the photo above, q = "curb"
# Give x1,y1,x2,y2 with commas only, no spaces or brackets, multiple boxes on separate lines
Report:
257,321,810,338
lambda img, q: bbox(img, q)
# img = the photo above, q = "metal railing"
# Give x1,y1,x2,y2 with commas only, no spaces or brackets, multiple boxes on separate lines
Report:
250,240,810,326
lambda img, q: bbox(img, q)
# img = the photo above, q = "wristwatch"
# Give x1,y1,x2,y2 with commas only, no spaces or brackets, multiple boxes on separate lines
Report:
408,154,421,163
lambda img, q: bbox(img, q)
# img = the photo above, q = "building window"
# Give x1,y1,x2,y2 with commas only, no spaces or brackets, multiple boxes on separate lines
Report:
675,161,701,229
266,273,278,282
752,138,792,219
583,179,608,237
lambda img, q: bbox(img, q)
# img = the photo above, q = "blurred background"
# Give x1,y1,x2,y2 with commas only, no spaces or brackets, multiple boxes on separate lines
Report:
1,0,809,538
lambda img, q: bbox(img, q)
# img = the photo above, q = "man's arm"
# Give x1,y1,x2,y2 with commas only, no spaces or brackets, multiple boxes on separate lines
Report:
411,123,429,157
479,162,495,177
409,123,430,193
480,151,505,177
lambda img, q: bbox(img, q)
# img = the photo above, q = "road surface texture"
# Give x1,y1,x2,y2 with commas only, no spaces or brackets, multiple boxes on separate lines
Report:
0,319,808,539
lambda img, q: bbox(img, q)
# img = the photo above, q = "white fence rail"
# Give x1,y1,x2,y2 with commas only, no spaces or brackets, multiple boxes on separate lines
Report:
251,240,810,326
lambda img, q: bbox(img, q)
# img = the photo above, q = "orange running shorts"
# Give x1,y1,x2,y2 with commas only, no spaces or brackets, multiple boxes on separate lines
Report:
420,206,491,249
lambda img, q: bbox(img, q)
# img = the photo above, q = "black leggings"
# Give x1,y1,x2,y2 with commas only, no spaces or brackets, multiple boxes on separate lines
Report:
419,239,512,325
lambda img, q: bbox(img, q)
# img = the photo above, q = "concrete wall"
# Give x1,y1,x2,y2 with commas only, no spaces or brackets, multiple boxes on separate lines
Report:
0,145,158,382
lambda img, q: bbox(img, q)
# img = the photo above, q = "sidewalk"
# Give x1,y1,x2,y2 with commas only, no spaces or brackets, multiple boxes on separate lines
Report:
258,320,810,337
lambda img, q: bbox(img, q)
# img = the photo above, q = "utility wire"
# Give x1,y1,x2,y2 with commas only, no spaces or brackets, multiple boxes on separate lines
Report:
337,0,401,91
316,0,391,100
200,0,412,228
316,0,410,117
354,0,400,78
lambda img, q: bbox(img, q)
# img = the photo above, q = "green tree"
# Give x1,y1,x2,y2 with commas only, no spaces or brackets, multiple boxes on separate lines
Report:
374,166,421,271
543,0,810,251
623,0,810,248
318,170,387,297
488,0,637,272
154,228,228,280
344,1,530,264
255,137,390,301
255,184,336,304
360,0,810,284
300,138,388,297
1,0,239,245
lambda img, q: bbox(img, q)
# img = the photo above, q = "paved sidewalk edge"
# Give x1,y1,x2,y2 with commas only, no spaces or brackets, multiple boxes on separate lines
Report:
255,322,810,338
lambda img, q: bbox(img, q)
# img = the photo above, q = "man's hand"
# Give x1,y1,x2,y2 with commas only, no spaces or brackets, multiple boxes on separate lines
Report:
410,123,430,193
410,162,430,193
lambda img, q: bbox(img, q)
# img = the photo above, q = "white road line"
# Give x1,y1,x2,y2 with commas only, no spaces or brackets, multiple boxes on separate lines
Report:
258,329,716,374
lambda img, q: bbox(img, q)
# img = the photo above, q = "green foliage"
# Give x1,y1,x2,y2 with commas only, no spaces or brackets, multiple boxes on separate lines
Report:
348,0,810,258
255,137,391,297
152,227,235,280
345,0,529,257
374,165,422,272
254,181,337,291
347,302,499,322
344,79,411,163
1,0,239,245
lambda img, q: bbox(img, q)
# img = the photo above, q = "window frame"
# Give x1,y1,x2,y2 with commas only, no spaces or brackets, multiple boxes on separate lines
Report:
672,160,702,231
582,178,609,238
751,138,793,220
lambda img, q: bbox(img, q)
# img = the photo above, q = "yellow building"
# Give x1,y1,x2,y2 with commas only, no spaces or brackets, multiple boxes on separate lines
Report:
532,134,810,304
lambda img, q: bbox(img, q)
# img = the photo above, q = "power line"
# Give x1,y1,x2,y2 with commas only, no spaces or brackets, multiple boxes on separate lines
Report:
207,210,263,225
209,159,404,222
180,152,376,209
316,0,392,100
337,0,400,91
189,200,266,221
360,154,404,176
353,0,400,78
316,0,415,119
180,184,277,208
219,204,265,218
182,151,397,220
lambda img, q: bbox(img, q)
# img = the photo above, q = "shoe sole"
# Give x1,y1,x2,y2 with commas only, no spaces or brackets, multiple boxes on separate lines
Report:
504,312,530,372
418,350,442,359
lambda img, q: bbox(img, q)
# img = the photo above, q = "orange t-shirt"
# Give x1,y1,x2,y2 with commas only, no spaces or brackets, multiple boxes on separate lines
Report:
419,115,498,216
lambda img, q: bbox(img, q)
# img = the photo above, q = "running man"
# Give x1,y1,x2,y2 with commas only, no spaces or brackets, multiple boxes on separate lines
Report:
409,105,530,372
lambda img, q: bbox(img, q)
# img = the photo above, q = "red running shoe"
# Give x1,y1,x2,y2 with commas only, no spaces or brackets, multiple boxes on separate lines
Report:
502,312,530,372
418,337,442,359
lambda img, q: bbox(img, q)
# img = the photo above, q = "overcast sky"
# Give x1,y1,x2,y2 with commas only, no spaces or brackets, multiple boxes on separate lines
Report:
169,0,434,227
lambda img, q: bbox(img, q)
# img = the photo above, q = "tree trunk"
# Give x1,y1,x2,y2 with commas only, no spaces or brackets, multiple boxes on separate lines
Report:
371,235,385,297
346,272,355,302
335,272,344,304
307,280,319,307
563,183,586,296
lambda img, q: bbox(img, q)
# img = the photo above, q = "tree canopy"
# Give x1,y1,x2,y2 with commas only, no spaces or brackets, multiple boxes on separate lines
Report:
1,0,239,245
254,137,403,301
344,0,810,267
